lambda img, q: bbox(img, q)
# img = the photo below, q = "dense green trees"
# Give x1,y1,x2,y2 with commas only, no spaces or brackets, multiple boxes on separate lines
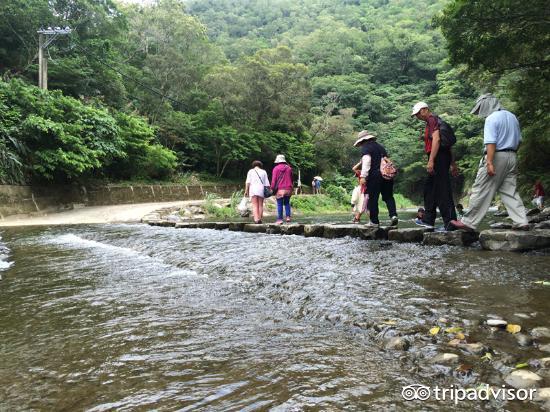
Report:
0,0,546,200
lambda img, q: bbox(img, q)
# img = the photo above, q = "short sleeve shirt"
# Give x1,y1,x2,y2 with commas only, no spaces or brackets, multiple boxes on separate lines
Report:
424,115,440,154
483,110,521,150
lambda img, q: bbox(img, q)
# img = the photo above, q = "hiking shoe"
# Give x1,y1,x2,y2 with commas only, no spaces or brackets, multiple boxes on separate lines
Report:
390,216,399,226
414,218,434,229
449,220,475,232
275,219,283,225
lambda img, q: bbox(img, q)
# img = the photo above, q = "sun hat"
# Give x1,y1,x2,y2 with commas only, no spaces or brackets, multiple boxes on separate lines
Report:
274,154,286,163
411,101,429,117
354,130,376,146
470,93,503,118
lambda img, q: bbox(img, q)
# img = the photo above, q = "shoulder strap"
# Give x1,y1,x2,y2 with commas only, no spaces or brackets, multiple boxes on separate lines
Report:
253,169,266,186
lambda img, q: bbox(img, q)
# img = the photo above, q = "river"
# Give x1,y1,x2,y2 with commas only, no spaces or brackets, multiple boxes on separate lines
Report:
0,223,549,411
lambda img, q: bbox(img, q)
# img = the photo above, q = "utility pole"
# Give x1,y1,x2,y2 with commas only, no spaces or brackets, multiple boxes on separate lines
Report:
37,26,72,90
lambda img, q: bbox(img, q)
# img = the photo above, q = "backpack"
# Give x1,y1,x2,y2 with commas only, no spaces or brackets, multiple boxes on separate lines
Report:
380,157,397,180
434,116,457,148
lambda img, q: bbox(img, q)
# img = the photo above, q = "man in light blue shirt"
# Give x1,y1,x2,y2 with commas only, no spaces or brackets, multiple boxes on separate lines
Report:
451,94,528,231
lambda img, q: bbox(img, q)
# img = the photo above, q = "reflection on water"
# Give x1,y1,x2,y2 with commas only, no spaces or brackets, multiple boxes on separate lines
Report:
0,224,549,411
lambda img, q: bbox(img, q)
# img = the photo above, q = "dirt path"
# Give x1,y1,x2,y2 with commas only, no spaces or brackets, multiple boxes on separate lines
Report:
0,200,211,227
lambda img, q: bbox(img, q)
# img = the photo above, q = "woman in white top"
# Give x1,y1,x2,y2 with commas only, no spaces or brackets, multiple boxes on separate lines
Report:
245,160,270,223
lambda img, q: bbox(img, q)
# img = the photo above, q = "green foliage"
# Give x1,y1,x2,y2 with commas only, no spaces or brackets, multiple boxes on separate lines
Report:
0,78,176,182
290,194,348,214
203,192,238,218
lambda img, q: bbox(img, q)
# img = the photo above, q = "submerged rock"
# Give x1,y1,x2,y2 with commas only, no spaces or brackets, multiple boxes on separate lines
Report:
479,229,550,252
535,387,550,402
504,370,543,389
384,337,410,351
422,231,479,247
541,358,550,368
532,327,550,339
487,319,508,327
539,344,550,353
458,342,485,355
515,333,534,347
431,353,459,365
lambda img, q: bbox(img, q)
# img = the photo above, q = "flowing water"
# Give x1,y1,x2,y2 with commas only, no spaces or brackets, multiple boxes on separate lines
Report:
0,223,549,411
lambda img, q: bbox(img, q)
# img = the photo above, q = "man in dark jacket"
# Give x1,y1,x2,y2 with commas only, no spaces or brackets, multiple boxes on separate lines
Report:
354,130,398,227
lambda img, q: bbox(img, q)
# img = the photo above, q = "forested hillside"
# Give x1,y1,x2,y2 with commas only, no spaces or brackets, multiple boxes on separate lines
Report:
0,0,547,201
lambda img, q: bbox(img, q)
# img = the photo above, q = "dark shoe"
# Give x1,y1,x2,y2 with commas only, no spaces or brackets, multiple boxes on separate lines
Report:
390,216,398,226
449,220,475,232
414,218,434,229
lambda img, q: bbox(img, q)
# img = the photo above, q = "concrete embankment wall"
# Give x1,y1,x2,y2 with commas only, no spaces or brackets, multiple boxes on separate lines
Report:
0,184,240,218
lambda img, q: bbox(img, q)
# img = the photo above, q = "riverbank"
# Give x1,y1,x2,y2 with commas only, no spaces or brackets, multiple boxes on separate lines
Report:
0,200,215,227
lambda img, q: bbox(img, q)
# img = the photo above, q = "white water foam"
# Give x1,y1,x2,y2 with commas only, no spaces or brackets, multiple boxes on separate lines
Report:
47,233,201,277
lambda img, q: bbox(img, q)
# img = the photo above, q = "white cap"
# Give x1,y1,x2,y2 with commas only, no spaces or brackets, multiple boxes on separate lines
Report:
353,130,376,146
274,154,286,163
411,101,429,117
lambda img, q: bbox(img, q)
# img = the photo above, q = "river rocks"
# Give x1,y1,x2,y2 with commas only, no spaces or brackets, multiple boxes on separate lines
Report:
532,327,550,339
535,388,550,402
494,210,509,217
384,336,410,351
479,229,550,252
504,370,543,389
487,319,508,327
458,342,485,355
539,344,550,353
265,224,283,235
431,353,460,365
303,224,325,238
214,223,230,230
422,231,479,247
388,228,432,243
515,333,534,347
175,222,199,228
528,208,550,224
535,221,550,230
527,208,542,216
541,358,550,368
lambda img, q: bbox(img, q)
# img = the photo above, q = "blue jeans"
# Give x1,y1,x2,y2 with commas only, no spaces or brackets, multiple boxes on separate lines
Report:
277,196,291,220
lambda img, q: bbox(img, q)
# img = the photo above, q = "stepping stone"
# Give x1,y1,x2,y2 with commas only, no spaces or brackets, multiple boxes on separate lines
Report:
479,229,550,252
214,222,230,230
175,222,199,228
228,222,246,231
323,224,362,239
280,224,305,236
304,224,325,237
243,224,268,233
388,227,433,243
422,231,479,247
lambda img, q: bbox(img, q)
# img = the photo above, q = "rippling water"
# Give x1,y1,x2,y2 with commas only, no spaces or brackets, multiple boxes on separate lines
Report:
0,224,549,411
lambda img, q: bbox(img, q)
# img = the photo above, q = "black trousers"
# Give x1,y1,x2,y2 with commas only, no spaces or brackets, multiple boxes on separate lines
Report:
423,149,457,227
367,175,398,224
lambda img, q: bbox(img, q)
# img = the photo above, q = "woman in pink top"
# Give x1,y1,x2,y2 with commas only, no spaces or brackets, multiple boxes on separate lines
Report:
271,154,294,224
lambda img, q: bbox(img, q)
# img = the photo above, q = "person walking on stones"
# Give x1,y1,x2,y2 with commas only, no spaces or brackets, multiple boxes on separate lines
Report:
271,154,294,224
411,101,458,230
533,180,545,210
244,160,270,224
450,94,529,231
354,130,398,227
